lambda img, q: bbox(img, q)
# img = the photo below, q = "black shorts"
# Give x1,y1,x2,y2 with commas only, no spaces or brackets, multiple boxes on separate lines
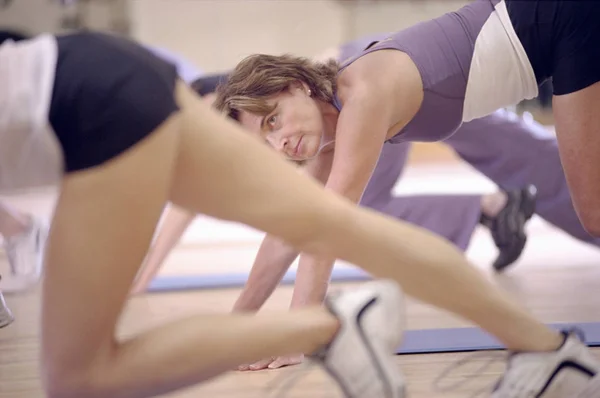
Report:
506,0,600,95
49,32,180,173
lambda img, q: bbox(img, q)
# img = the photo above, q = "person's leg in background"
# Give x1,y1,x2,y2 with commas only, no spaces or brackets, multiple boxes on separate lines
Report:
446,108,600,247
0,201,47,286
544,1,600,238
361,142,536,270
0,288,14,328
361,143,481,251
0,29,46,329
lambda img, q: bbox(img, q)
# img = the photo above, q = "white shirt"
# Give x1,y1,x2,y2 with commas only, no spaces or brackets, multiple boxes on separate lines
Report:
462,0,539,122
0,34,63,193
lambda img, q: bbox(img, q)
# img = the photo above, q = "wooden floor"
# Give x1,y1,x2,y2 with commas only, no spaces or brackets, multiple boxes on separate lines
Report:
2,143,600,397
2,262,600,398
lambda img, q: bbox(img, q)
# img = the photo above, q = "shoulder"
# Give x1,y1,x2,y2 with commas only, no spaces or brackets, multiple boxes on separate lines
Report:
335,49,423,130
337,49,422,103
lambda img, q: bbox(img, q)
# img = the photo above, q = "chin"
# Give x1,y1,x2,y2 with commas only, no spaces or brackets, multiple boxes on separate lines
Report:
304,136,321,159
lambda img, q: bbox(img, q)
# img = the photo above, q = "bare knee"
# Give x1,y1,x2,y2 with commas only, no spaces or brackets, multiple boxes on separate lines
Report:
578,209,600,237
569,186,600,237
44,371,94,398
42,356,111,398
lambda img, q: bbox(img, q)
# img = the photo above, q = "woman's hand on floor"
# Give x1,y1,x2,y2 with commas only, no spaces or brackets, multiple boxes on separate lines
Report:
237,354,304,371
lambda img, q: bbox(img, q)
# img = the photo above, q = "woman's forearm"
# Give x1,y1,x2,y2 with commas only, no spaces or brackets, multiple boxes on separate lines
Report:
233,235,300,312
131,205,195,293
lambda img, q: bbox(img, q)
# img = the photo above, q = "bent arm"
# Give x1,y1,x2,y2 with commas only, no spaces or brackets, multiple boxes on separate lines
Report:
234,154,334,312
291,87,393,308
232,237,300,312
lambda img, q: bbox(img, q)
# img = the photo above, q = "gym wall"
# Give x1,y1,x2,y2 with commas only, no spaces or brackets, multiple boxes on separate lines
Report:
129,0,470,73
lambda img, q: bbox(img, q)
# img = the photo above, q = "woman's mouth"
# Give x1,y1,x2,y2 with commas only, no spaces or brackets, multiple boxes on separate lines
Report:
293,136,303,157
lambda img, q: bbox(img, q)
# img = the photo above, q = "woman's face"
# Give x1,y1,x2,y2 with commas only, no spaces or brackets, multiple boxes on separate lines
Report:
237,82,325,161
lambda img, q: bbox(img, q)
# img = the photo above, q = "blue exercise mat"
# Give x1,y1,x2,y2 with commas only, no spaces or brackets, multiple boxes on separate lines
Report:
148,267,370,292
149,270,600,354
399,322,600,354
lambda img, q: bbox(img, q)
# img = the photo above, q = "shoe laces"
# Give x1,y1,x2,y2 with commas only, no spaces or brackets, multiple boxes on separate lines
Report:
432,350,507,398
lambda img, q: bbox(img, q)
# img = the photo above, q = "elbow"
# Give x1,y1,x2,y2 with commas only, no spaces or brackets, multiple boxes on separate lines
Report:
45,380,111,398
43,367,102,398
45,380,90,398
575,203,600,237
580,213,600,238
567,182,600,237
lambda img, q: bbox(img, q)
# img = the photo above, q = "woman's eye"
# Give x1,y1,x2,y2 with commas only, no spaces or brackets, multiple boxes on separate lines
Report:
267,115,277,126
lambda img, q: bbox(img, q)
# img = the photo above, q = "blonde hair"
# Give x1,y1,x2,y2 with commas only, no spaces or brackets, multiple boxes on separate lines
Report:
214,54,339,120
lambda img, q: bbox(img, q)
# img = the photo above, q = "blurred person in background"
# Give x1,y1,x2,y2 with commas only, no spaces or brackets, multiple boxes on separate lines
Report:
131,33,599,297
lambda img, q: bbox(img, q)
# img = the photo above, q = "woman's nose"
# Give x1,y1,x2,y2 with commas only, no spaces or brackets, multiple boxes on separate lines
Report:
266,134,289,152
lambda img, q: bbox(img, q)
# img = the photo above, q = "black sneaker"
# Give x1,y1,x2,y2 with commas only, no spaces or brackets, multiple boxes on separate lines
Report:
480,184,537,272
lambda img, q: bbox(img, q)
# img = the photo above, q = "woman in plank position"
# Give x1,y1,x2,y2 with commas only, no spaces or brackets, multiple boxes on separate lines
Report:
214,0,600,393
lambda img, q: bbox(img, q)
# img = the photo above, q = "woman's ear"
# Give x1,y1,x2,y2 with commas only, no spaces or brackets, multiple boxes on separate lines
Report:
288,81,311,96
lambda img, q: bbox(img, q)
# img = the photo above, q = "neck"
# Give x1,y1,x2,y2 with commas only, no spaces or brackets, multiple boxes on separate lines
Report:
318,101,339,146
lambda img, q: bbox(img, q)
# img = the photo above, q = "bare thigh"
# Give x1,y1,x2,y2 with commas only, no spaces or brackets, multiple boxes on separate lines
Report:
41,113,181,382
40,79,342,387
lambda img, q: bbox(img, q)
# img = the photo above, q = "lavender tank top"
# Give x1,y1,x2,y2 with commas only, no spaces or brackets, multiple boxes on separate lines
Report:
333,0,499,144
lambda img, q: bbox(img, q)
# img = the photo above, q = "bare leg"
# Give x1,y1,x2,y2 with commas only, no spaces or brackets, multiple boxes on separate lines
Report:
131,204,195,294
41,82,559,397
41,105,339,398
362,142,533,272
449,109,600,245
0,289,14,328
169,84,561,352
552,81,600,236
0,201,46,284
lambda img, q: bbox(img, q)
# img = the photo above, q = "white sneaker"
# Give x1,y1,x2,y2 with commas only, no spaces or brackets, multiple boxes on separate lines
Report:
0,289,14,329
576,372,600,398
310,279,406,398
3,217,47,287
492,330,599,397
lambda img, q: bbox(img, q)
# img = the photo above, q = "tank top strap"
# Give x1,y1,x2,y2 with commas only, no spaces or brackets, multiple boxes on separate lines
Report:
337,39,385,72
333,35,398,111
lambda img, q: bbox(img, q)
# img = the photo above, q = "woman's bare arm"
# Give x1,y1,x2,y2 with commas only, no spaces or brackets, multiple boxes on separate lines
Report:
130,205,195,294
233,152,334,313
289,50,425,309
